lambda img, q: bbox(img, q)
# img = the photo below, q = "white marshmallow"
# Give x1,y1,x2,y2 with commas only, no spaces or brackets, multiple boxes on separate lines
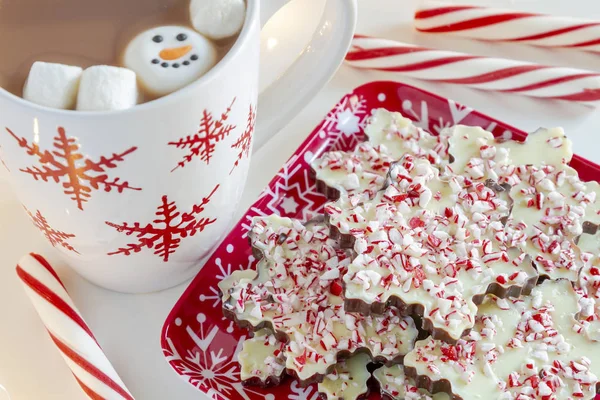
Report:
76,66,138,111
124,26,217,97
190,0,246,40
23,62,82,110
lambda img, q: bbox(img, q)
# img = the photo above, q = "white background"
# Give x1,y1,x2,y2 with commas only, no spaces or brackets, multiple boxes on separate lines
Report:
2,0,600,399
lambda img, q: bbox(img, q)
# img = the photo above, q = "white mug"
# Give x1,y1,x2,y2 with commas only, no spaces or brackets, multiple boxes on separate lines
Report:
0,0,357,293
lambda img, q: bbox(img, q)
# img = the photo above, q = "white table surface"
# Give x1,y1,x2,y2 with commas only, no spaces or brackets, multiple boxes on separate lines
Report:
2,0,600,399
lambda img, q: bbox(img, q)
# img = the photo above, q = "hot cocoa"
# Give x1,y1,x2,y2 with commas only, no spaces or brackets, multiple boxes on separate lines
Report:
0,0,243,110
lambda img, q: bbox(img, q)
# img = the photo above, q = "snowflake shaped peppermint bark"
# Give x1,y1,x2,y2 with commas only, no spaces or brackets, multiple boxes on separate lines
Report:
25,208,79,253
446,125,600,281
7,127,140,210
326,156,537,343
310,109,450,202
404,280,600,400
169,98,236,171
237,329,287,387
446,125,573,186
230,104,255,174
317,353,371,400
505,165,596,281
221,215,418,384
106,185,219,262
373,364,449,400
365,109,450,165
238,329,372,400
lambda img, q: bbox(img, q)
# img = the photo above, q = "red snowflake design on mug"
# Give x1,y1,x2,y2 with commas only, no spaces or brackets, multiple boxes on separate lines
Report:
24,207,79,253
169,99,237,171
105,185,220,262
230,104,256,174
7,126,140,210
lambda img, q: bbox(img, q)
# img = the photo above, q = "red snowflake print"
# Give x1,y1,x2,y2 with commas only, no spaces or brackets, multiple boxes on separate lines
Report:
169,99,237,172
7,126,140,211
25,207,79,254
105,185,220,262
229,104,255,174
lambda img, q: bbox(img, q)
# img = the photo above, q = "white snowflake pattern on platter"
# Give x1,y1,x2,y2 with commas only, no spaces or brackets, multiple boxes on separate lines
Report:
321,94,368,136
257,154,323,221
164,325,246,400
288,381,320,400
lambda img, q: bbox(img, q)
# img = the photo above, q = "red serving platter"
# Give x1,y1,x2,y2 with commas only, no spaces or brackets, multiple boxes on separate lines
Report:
160,81,600,400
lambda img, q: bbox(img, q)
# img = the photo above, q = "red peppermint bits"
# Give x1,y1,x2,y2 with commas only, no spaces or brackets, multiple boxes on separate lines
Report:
329,281,343,296
441,345,458,361
413,268,426,288
409,217,425,229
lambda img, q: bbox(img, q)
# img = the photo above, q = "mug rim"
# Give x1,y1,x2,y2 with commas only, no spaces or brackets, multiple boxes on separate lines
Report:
0,0,257,118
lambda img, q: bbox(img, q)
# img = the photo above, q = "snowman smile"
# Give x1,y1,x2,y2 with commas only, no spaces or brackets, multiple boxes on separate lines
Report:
159,45,193,61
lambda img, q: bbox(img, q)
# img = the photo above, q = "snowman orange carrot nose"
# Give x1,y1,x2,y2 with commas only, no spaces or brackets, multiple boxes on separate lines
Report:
159,45,193,60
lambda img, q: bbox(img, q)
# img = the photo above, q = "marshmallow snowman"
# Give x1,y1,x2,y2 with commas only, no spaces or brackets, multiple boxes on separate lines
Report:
124,26,217,97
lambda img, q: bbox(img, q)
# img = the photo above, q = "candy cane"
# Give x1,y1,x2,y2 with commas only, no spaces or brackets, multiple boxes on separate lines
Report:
415,1,600,51
16,253,134,400
346,35,600,104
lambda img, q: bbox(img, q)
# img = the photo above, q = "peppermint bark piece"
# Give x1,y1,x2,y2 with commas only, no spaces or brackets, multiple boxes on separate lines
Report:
505,165,594,281
404,280,600,400
365,109,449,165
311,142,394,201
318,353,371,400
447,125,599,281
311,109,449,201
222,215,418,383
327,156,537,343
373,364,449,400
447,125,572,185
238,329,286,386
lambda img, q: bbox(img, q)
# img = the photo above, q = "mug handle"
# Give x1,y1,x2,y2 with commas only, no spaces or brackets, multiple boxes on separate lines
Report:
253,0,358,151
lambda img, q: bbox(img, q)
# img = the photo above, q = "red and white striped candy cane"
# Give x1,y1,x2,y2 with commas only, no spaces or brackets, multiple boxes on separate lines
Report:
346,35,600,104
415,1,600,52
16,253,134,400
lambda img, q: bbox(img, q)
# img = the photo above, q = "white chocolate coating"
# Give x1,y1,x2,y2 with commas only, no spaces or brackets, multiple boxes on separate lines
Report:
318,353,371,400
365,109,449,164
373,364,449,400
238,329,286,383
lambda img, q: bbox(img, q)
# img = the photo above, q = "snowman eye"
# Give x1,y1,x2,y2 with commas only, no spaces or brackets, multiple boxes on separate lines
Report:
152,35,163,43
176,33,188,42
